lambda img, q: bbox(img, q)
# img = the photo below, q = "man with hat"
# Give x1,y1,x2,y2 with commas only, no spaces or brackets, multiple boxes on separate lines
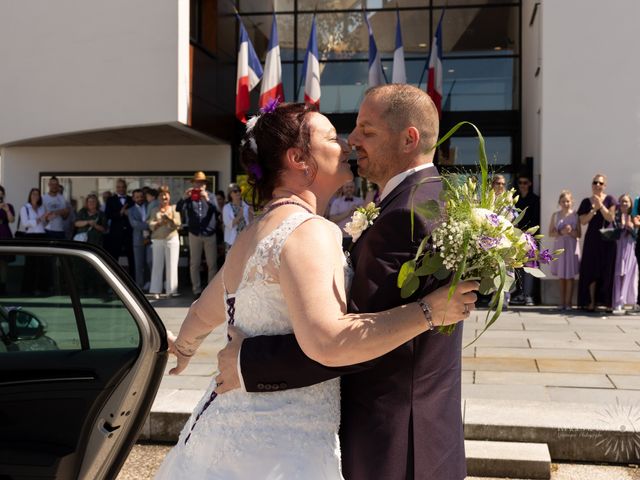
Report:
177,171,218,296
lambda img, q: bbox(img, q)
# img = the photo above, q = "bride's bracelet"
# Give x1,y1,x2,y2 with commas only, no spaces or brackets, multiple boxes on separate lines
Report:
417,299,435,331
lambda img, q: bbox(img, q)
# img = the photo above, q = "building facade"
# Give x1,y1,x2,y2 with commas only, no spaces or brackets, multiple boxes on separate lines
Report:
1,0,639,301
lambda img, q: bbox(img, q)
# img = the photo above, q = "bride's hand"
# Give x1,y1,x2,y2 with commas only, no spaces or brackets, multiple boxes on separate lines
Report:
214,325,247,394
423,280,479,327
167,330,193,375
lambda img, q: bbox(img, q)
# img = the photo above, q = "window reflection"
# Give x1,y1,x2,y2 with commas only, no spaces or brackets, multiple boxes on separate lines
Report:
441,136,512,166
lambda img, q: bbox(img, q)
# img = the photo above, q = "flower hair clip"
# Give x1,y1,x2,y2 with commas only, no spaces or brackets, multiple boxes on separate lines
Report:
260,97,281,114
248,163,263,180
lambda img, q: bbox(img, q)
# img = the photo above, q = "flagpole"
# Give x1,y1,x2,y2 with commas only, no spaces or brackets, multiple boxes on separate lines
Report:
418,9,444,89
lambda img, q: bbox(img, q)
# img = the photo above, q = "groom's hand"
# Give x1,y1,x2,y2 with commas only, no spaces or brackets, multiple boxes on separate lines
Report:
425,280,479,327
214,325,246,394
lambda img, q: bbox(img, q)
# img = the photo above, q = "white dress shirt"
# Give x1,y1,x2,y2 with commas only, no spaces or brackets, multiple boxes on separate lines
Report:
379,163,434,203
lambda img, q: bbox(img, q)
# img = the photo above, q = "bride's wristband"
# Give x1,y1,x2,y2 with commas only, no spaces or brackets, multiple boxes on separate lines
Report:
417,299,435,331
174,343,195,358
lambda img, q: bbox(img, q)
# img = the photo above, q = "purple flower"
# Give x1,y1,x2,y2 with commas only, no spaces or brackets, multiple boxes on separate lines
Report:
248,163,263,180
504,206,518,222
486,213,500,227
538,249,553,264
478,235,500,251
524,233,538,258
260,98,281,114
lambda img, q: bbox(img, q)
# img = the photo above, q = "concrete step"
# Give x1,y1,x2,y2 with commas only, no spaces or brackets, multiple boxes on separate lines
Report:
465,440,551,479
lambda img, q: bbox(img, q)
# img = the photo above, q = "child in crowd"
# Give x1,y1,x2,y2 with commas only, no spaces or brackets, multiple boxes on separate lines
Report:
612,194,639,314
548,190,581,310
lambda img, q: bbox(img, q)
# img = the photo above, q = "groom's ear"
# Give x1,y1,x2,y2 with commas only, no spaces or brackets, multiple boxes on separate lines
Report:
284,147,307,173
401,127,421,154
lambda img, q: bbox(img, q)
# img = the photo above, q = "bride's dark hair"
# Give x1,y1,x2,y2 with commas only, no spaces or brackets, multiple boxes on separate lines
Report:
240,102,319,209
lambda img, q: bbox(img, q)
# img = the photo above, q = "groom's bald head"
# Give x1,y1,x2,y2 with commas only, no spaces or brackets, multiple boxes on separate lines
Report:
364,84,439,154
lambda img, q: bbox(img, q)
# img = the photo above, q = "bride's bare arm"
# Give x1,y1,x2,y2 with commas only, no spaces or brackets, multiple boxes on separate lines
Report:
280,219,477,368
169,271,226,374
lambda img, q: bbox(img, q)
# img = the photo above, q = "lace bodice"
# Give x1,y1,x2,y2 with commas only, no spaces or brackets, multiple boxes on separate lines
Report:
156,212,348,478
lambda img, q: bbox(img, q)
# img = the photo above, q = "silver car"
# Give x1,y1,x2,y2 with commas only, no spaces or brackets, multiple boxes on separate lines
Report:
0,239,168,480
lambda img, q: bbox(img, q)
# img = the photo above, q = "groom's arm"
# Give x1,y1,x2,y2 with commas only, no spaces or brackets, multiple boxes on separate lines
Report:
239,205,441,392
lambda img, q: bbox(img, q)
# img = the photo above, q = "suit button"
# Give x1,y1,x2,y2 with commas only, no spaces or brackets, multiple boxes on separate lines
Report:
272,383,280,390
264,384,272,391
279,382,287,390
257,383,265,390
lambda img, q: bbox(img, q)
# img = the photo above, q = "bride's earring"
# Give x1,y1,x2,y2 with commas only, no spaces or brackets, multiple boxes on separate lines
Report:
303,164,309,177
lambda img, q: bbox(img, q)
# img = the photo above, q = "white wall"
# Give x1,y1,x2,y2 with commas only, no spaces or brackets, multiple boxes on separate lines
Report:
0,145,232,212
532,0,640,294
0,0,190,145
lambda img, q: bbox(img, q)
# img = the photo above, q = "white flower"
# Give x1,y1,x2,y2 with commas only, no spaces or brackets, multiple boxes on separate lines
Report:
344,211,369,242
344,202,380,243
245,115,259,133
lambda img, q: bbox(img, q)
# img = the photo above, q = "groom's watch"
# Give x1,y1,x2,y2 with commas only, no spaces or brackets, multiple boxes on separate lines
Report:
417,299,435,331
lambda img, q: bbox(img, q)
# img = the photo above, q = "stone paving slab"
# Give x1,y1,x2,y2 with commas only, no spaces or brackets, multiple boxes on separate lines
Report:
474,347,592,360
590,349,640,361
528,338,640,350
536,359,640,375
609,375,640,390
462,384,550,402
465,440,551,479
546,386,640,403
474,371,614,388
462,357,539,372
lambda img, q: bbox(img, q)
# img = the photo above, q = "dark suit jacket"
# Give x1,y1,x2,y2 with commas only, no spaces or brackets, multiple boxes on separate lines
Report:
105,195,134,241
240,167,465,480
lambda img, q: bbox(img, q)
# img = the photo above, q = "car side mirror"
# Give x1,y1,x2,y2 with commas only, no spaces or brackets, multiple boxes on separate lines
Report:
7,309,45,341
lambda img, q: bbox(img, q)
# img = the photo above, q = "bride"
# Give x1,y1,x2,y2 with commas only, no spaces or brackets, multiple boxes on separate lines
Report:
154,102,477,479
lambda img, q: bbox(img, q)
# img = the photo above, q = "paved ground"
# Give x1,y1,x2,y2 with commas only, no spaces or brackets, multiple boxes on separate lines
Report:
117,443,640,480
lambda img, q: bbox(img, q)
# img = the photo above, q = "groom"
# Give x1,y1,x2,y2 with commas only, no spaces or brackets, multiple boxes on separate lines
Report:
218,85,466,479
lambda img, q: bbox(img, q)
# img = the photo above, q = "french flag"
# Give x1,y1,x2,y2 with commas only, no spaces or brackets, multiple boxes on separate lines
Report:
236,17,263,123
302,15,320,106
365,13,385,87
427,13,444,117
259,13,284,108
392,10,406,84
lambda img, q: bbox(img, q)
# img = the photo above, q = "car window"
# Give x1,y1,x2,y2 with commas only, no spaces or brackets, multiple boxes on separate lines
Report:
0,253,140,352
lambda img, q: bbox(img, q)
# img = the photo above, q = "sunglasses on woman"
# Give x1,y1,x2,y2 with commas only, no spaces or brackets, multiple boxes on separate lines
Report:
592,181,604,186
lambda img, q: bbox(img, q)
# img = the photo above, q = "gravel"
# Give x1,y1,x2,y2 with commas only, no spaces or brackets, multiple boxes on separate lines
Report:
118,443,640,479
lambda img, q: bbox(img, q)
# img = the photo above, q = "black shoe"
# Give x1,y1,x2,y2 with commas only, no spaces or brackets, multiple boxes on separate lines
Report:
525,296,535,306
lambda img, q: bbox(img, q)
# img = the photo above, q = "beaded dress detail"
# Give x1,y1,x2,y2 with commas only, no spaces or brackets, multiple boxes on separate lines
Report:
155,212,349,479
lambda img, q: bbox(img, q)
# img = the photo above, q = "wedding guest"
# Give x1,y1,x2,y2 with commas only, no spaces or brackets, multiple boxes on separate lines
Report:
105,179,135,274
74,194,107,246
129,189,152,290
0,185,16,294
18,188,48,295
177,171,218,296
512,173,540,306
42,176,70,239
148,186,181,298
491,174,507,195
100,191,112,212
612,194,638,314
364,182,380,205
223,183,252,251
215,190,226,268
577,173,617,311
633,194,640,307
18,188,47,237
548,190,581,310
329,180,364,249
146,188,159,213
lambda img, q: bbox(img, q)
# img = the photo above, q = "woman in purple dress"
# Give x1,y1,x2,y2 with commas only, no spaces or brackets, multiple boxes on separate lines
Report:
549,190,581,309
612,194,639,313
577,174,617,311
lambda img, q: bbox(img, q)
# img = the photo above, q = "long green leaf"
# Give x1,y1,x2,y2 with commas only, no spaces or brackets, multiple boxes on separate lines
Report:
401,275,420,299
397,260,416,288
415,200,441,220
408,176,442,240
448,236,469,301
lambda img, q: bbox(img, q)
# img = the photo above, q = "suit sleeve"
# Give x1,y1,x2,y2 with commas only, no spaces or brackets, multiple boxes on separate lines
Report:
240,207,437,392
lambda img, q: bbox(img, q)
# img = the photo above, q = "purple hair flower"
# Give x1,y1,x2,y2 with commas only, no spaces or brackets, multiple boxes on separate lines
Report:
248,163,263,180
538,249,553,264
260,98,281,114
486,213,500,227
478,235,500,251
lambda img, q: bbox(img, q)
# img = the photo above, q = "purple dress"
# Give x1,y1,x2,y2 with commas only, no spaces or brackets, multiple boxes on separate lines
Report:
550,212,580,279
577,195,617,308
613,216,638,308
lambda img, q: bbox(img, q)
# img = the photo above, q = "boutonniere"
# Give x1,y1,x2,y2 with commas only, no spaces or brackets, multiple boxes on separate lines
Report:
344,202,380,243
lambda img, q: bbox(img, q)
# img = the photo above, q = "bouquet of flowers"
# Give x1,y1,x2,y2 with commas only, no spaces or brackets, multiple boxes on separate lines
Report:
398,122,563,341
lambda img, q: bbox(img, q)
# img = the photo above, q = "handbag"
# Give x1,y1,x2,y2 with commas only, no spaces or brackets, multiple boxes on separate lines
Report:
599,227,620,242
73,231,88,242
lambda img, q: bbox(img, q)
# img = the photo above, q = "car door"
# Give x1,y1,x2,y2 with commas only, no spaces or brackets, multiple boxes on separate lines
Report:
0,239,168,480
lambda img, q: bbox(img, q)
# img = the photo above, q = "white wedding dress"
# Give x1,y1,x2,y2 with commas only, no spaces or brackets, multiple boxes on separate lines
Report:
155,212,349,479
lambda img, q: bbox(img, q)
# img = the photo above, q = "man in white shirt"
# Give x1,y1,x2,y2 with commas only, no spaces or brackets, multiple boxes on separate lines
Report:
42,176,70,239
329,181,364,249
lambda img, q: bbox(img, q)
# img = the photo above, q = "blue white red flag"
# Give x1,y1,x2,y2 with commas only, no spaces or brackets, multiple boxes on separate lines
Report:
259,13,284,108
392,10,406,84
236,17,263,123
302,15,320,106
365,13,385,87
427,13,444,117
